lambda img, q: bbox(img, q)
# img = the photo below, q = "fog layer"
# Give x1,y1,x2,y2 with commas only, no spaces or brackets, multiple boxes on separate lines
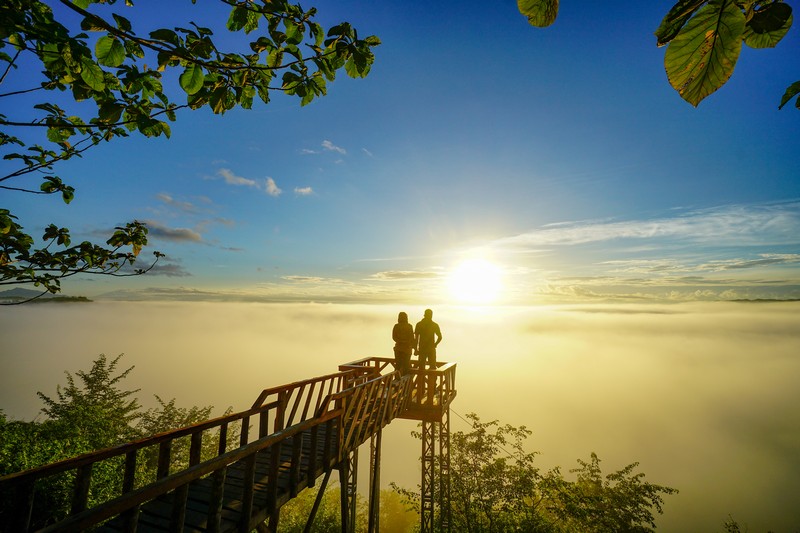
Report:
1,301,798,532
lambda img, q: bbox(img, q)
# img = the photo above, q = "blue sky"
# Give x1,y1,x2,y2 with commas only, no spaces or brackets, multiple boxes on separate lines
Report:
6,1,800,303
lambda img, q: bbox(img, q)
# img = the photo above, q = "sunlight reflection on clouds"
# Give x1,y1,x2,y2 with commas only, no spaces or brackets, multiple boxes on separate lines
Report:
1,301,798,531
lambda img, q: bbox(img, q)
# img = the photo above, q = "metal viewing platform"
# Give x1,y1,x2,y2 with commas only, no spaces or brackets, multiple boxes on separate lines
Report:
0,357,457,533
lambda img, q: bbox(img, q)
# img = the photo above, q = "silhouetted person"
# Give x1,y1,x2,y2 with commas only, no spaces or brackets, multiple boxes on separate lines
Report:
392,311,414,376
414,308,442,370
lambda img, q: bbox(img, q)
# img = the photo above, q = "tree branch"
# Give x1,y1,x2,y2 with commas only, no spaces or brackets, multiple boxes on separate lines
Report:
0,48,21,85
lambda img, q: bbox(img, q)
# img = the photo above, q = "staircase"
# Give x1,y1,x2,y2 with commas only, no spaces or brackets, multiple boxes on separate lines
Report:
0,357,457,533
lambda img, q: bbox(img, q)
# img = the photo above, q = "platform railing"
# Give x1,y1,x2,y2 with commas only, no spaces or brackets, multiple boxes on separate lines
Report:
0,368,365,533
340,356,457,409
331,371,413,459
0,359,456,532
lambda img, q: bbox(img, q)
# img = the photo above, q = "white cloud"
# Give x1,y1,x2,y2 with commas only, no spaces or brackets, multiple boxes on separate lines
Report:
294,187,314,196
362,148,374,157
494,202,800,250
282,275,327,283
369,270,442,281
265,177,282,197
322,140,347,155
697,254,800,271
217,168,259,188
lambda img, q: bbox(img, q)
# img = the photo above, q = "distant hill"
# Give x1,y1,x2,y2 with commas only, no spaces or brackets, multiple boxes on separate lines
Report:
0,288,91,304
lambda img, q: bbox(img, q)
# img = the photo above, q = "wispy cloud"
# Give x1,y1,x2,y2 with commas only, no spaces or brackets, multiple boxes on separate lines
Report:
147,262,192,277
211,168,281,197
294,187,314,196
601,259,685,274
216,168,259,188
697,254,800,271
322,140,347,155
282,275,327,283
369,270,442,281
362,148,374,157
144,220,203,243
494,202,800,250
155,193,206,215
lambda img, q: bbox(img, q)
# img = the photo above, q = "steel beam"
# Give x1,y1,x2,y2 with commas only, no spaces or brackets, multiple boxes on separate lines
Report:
368,429,382,533
338,449,358,533
439,409,451,533
420,421,435,533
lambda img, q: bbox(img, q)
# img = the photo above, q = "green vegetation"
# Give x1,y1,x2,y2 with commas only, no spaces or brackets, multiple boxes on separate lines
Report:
0,1,379,302
277,485,417,533
393,413,678,532
0,353,230,530
518,0,799,109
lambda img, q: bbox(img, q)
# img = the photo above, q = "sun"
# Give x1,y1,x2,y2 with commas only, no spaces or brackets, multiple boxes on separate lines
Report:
447,258,504,304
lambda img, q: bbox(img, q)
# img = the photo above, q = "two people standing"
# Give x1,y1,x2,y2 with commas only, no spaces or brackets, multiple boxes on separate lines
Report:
392,308,442,375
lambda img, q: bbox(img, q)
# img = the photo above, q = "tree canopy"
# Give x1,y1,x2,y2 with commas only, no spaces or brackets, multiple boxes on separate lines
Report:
0,353,230,530
393,412,678,533
0,0,379,303
518,0,799,109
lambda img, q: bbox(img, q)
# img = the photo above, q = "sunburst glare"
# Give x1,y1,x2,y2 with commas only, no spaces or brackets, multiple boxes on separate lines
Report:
447,258,504,304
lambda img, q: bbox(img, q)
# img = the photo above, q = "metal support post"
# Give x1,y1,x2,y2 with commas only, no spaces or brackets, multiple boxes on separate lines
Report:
420,420,436,533
338,449,358,533
368,429,382,533
439,409,451,533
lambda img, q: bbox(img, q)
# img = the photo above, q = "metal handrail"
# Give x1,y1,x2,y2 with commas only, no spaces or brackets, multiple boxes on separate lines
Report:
0,358,456,532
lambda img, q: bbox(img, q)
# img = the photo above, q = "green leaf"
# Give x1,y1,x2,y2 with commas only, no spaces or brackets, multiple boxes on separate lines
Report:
95,36,125,67
748,2,792,33
744,4,792,49
98,102,124,123
664,0,745,107
61,186,75,204
80,15,106,32
209,86,232,114
112,13,133,33
79,57,106,91
226,6,249,32
178,63,204,95
46,126,72,143
124,39,144,58
250,36,275,53
654,0,707,46
285,21,303,44
244,8,261,34
517,0,559,28
149,28,180,46
778,80,800,110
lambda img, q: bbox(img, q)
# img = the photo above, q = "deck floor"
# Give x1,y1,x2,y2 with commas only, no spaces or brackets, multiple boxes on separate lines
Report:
98,425,337,532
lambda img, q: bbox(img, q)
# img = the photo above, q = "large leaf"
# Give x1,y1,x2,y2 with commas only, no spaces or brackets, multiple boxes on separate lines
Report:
517,0,559,28
654,0,708,46
95,35,125,67
79,56,106,91
743,3,792,49
664,0,745,107
778,80,800,110
178,63,204,95
226,6,259,33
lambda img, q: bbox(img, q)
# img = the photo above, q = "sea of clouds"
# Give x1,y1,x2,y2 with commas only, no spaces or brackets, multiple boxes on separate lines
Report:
1,301,799,532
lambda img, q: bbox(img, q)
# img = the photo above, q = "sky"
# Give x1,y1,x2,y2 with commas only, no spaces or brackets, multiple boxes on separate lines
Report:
4,1,800,304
